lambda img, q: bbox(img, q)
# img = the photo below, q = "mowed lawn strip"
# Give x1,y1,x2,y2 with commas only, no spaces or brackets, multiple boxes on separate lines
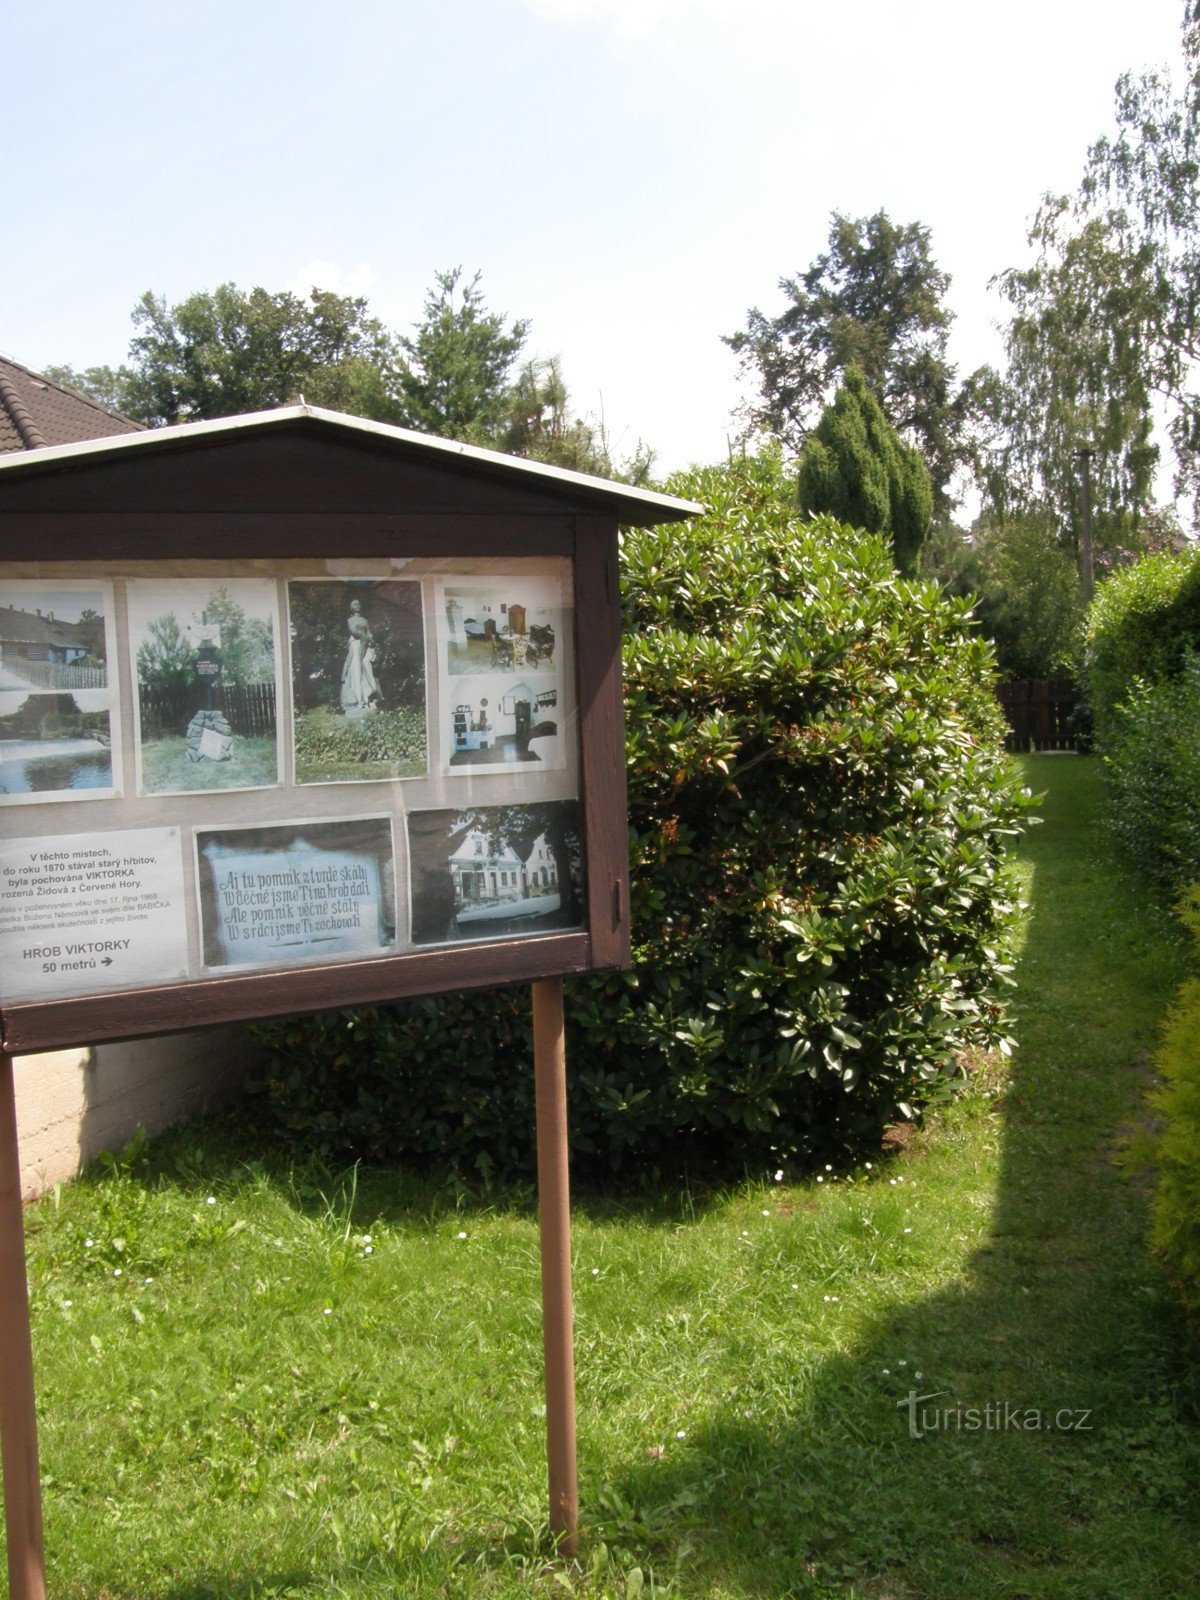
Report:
10,754,1199,1598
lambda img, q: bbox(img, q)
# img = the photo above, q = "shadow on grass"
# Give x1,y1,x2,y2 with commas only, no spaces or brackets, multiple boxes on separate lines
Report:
68,757,1200,1599
581,757,1200,1597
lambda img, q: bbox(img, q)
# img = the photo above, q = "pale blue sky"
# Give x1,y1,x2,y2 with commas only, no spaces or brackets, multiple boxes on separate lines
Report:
2,0,1184,479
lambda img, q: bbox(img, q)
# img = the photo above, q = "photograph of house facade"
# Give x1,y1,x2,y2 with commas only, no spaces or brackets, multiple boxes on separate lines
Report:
0,591,107,693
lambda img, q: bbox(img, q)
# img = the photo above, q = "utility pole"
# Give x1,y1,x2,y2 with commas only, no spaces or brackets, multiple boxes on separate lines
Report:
1075,447,1095,606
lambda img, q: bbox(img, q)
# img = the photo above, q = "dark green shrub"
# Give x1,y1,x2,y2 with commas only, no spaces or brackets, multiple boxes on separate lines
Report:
1084,547,1200,745
1151,887,1200,1317
797,366,932,575
1082,547,1200,891
251,452,1027,1178
1104,661,1200,889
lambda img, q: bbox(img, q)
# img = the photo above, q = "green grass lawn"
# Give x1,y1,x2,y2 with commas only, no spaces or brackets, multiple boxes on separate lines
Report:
10,755,1200,1598
139,735,279,792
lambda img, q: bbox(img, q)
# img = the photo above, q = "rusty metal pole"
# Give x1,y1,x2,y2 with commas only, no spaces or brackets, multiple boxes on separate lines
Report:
531,978,579,1557
0,1052,47,1600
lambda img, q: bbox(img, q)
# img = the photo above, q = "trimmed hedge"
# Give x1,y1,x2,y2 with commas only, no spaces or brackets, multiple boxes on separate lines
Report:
1151,887,1200,1318
1084,546,1200,745
1083,546,1200,891
250,453,1027,1179
1103,663,1200,889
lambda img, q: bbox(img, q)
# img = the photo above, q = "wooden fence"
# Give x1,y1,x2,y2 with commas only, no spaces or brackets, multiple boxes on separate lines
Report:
139,681,277,739
2,658,108,691
995,679,1080,753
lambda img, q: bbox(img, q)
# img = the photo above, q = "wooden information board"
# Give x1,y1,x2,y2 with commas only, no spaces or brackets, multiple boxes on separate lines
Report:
0,408,699,1594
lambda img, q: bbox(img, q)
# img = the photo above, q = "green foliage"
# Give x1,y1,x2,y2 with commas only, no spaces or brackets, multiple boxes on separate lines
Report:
95,284,404,427
499,355,655,484
1083,545,1200,891
797,367,932,573
1083,545,1200,742
293,707,426,775
135,612,194,691
1151,886,1200,1315
970,507,1087,681
1102,662,1200,890
252,451,1027,1178
727,210,967,507
992,203,1159,535
397,267,528,441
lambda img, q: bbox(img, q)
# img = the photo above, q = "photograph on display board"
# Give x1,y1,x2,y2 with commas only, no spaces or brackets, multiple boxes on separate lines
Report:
440,580,560,677
408,799,583,946
0,582,120,803
0,691,117,801
445,675,562,770
289,580,427,784
128,578,281,795
195,816,396,971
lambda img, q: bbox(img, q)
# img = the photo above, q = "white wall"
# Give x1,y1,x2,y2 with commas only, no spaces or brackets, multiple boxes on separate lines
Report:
14,1027,259,1199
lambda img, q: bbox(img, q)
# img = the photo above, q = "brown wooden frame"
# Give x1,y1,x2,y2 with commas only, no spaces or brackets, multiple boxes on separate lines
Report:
0,413,696,1056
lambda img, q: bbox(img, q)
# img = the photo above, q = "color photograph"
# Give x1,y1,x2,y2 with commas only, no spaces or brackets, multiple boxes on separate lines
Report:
0,584,109,697
289,580,427,784
445,675,561,770
440,580,559,677
128,578,280,795
195,816,396,971
0,690,116,803
408,800,583,946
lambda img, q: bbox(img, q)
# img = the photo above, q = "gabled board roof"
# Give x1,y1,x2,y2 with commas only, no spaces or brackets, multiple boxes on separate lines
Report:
0,403,702,526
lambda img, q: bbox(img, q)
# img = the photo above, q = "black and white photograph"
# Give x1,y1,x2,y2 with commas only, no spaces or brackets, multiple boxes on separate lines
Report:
128,578,281,795
408,800,583,946
446,675,561,769
289,579,427,784
195,816,396,971
0,690,117,803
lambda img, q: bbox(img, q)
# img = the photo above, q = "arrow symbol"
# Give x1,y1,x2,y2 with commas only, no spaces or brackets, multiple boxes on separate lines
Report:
101,957,113,966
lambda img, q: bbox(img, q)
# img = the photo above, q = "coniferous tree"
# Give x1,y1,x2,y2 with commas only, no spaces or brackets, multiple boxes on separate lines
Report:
797,367,932,573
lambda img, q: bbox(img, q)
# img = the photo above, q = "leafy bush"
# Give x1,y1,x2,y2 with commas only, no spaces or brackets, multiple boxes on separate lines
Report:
1082,546,1200,891
1083,546,1200,744
1103,660,1200,889
251,453,1027,1178
293,706,426,773
1151,887,1200,1317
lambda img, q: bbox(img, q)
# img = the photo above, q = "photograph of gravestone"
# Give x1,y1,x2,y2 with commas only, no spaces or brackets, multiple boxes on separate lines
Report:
446,676,560,768
289,579,427,784
0,690,116,801
0,585,109,697
196,816,396,970
441,582,559,677
408,799,583,946
128,579,280,794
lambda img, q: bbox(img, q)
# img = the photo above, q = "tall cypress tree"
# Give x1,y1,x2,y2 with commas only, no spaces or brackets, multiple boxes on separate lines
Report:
797,366,932,574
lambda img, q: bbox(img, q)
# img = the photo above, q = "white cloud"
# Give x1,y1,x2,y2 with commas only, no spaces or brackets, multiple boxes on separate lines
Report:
285,259,379,300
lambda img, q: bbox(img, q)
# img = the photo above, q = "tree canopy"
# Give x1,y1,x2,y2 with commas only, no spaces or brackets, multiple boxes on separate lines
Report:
727,211,963,506
797,366,932,574
51,285,404,428
395,267,528,441
48,270,655,483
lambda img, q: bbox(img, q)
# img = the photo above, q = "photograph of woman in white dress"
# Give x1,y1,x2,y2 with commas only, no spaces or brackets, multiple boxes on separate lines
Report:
289,579,426,784
340,598,381,716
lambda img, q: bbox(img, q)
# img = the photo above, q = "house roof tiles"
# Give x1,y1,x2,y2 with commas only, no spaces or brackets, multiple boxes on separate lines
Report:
0,355,144,454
